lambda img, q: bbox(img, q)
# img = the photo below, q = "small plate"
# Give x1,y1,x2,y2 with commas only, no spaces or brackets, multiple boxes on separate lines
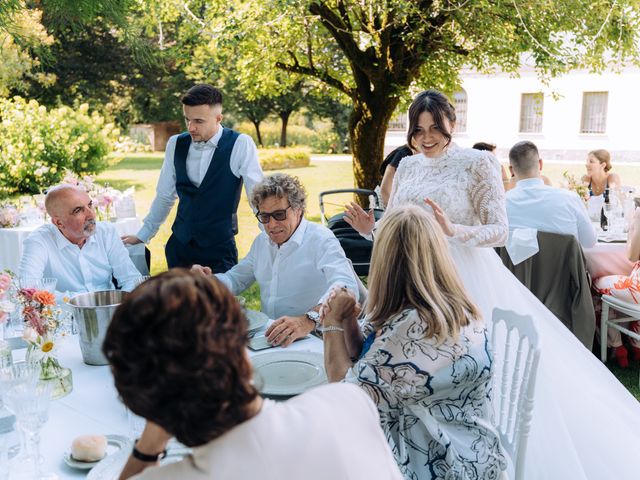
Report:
64,434,131,470
246,309,269,332
251,351,327,397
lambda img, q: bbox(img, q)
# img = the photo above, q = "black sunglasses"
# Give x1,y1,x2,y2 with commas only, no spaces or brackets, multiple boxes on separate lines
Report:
256,205,291,224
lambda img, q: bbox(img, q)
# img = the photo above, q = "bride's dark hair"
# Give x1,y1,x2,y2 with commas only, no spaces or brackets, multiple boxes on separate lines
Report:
407,90,456,148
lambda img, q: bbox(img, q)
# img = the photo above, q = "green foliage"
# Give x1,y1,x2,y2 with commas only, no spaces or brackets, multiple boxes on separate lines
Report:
0,97,116,196
258,147,311,170
236,121,340,153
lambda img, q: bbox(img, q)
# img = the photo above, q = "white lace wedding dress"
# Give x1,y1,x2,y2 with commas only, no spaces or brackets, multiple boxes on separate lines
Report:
387,144,640,480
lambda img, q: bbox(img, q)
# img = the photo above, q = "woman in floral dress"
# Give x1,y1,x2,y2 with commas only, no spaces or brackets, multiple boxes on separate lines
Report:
594,207,640,366
323,206,506,480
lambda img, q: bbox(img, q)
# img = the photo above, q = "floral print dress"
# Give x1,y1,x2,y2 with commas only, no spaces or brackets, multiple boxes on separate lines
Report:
343,309,506,480
594,261,640,348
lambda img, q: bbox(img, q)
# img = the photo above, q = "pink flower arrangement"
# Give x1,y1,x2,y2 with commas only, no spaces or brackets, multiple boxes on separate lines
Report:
0,203,20,228
18,287,59,337
0,272,12,324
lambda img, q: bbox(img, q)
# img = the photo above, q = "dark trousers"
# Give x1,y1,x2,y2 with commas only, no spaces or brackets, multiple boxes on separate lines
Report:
165,234,238,273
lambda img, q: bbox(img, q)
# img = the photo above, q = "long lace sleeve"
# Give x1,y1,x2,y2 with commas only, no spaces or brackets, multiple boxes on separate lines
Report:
450,153,508,247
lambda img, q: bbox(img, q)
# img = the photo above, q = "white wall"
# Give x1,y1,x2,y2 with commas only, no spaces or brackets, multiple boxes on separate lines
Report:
385,66,640,162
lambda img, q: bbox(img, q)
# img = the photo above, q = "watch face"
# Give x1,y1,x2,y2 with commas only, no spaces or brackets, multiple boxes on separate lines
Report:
306,311,320,324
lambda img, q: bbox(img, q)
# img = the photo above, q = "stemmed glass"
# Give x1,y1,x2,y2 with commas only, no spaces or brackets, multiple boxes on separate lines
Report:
0,362,39,478
4,381,57,479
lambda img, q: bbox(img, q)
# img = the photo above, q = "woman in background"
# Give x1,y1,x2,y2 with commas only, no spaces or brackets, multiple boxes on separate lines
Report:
594,207,640,368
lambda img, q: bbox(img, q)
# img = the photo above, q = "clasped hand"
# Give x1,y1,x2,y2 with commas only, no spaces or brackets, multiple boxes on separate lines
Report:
320,287,360,326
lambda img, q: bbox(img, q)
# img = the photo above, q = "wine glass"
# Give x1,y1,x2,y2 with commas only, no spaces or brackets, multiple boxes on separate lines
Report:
4,382,57,479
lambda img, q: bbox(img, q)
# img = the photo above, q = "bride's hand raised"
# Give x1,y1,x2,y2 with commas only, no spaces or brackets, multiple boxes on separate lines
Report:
343,202,375,235
424,198,455,236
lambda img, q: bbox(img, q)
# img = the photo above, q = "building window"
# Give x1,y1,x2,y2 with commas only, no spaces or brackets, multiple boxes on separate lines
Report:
581,92,608,134
519,93,544,133
453,90,467,133
388,111,407,131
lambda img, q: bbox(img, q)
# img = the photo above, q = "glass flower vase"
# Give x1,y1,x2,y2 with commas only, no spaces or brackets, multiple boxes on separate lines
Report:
26,348,73,400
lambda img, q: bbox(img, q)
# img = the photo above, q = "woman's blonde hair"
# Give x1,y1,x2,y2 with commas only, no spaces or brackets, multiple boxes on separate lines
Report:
366,205,480,343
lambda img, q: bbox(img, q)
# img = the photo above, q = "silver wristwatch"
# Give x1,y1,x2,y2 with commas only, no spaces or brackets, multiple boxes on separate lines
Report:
305,310,321,329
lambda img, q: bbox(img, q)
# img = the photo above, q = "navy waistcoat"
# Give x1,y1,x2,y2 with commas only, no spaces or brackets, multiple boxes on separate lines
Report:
172,128,242,247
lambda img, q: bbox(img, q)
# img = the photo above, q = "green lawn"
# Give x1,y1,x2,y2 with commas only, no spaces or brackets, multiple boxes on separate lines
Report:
98,153,640,399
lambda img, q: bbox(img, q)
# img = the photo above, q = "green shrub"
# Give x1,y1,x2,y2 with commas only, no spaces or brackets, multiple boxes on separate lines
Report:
236,121,340,153
259,147,311,170
0,97,116,196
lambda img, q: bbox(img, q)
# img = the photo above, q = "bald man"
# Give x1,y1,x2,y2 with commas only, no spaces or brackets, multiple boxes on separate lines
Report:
19,184,141,300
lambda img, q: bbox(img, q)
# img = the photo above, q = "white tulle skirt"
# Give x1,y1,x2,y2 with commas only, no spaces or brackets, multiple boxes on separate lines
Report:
449,243,640,480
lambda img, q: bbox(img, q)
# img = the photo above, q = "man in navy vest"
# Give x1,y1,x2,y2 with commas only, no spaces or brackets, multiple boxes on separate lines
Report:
122,84,264,272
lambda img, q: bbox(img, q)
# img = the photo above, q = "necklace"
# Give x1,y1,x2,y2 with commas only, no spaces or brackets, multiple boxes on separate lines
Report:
590,176,607,196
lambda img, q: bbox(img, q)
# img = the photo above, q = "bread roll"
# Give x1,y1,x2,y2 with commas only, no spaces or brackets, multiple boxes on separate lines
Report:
71,434,107,462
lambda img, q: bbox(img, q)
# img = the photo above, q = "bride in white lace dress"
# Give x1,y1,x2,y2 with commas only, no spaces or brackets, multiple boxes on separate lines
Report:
345,90,640,479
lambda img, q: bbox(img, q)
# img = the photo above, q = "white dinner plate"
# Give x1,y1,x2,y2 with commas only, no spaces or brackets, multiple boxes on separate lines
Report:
87,440,191,479
251,351,327,397
246,309,269,332
64,434,131,470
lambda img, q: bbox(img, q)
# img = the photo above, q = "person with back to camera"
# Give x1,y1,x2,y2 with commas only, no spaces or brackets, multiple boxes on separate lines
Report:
342,89,640,479
472,141,551,191
322,206,507,480
103,269,402,480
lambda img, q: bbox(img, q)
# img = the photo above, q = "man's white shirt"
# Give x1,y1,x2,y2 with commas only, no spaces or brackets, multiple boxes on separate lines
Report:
137,127,263,243
19,222,141,299
216,219,358,319
506,178,597,248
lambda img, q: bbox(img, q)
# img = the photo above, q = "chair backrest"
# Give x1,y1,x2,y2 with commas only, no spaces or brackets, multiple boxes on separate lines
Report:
496,230,595,349
490,308,541,480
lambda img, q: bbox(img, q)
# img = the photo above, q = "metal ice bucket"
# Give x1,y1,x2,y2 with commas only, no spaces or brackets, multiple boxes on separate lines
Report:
67,290,127,366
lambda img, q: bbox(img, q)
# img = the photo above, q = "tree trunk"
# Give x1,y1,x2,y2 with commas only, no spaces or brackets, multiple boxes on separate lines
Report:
349,97,399,204
252,120,264,147
279,111,290,147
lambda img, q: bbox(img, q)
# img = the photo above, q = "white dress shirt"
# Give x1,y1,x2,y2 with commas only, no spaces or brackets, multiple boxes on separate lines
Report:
131,383,403,480
216,219,358,319
19,222,141,300
506,178,597,248
137,127,263,243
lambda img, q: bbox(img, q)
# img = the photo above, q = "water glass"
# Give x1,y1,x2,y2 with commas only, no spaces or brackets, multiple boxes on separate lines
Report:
4,381,56,479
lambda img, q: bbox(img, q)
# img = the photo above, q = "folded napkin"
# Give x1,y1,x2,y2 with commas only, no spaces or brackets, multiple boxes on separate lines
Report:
506,228,539,265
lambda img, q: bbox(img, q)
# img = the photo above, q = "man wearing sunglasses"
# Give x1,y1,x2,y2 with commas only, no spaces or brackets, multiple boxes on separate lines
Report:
192,173,357,347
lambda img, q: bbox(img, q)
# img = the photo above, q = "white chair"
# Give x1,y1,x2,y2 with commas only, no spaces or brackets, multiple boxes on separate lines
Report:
491,308,541,480
600,294,640,386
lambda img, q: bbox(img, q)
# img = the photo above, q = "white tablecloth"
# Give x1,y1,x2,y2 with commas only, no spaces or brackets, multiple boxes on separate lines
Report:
7,324,323,479
0,218,147,275
583,242,634,279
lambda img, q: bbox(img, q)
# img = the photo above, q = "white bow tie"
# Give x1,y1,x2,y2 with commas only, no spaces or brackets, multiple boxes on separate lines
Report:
192,141,216,151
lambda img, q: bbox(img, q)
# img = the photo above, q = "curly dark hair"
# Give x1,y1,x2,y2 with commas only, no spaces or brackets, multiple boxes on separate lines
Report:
103,269,258,447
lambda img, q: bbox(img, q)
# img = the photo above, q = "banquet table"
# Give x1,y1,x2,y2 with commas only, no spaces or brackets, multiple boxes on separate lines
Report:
5,324,323,479
583,241,634,279
0,218,149,276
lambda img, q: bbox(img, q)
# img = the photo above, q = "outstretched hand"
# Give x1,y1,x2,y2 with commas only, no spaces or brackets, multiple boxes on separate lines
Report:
121,235,143,245
424,198,455,237
343,202,375,235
